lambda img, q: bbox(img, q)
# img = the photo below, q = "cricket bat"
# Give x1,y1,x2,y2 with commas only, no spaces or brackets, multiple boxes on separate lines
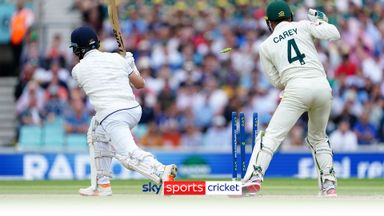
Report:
108,0,126,56
108,0,139,85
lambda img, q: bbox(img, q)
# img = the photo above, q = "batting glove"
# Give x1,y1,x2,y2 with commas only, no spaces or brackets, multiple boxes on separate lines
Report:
125,52,138,72
307,9,328,23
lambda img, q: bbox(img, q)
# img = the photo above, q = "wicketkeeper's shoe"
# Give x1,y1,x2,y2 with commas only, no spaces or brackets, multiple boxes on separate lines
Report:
79,184,112,196
320,180,337,197
242,169,263,196
161,164,177,182
243,180,262,195
325,188,337,197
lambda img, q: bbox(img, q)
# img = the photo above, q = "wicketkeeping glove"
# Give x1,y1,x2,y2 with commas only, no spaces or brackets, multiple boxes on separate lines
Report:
307,9,328,23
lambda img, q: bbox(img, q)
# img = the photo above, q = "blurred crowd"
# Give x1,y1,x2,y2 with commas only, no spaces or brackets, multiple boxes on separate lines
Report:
12,0,384,151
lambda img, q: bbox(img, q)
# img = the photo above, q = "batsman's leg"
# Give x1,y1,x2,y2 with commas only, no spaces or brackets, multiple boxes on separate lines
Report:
306,90,337,197
79,120,114,196
103,108,176,184
79,116,100,195
243,92,306,194
88,117,97,190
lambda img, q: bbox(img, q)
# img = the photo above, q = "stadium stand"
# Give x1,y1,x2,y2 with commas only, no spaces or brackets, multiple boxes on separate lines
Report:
0,0,383,152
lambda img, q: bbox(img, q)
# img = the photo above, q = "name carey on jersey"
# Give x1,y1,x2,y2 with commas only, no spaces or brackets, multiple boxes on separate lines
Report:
273,28,298,43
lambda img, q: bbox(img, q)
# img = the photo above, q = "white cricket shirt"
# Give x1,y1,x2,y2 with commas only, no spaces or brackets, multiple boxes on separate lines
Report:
259,20,340,89
72,50,139,122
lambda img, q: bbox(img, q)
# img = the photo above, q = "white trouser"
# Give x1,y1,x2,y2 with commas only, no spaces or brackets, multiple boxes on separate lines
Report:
265,77,332,153
93,106,164,183
247,77,336,187
97,106,143,156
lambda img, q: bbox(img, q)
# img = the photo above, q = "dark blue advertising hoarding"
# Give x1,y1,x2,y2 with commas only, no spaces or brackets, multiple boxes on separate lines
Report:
0,152,383,180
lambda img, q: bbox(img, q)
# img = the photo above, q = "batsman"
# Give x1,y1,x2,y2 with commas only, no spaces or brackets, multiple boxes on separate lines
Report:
70,26,177,196
242,0,340,197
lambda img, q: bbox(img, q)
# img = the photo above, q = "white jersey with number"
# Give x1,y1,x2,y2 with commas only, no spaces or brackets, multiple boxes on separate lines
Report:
72,49,139,122
259,20,340,89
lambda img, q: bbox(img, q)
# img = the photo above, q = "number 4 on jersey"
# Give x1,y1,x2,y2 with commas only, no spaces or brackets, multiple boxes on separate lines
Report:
288,39,306,65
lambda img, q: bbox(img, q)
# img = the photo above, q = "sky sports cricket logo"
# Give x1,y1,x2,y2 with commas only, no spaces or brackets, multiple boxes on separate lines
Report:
142,181,242,195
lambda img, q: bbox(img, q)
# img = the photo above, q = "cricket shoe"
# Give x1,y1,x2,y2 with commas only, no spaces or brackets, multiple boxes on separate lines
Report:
161,164,177,182
242,169,263,196
319,180,337,197
242,180,262,196
79,184,112,196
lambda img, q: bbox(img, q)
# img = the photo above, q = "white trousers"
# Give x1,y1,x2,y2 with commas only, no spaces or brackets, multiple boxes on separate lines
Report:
97,106,142,155
93,106,163,179
251,77,335,184
265,77,332,152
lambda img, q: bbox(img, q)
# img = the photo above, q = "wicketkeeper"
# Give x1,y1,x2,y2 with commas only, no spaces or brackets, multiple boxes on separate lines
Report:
70,26,177,196
242,0,340,197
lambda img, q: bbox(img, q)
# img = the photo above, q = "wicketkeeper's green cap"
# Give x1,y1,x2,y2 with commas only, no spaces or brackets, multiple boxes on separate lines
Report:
265,0,292,21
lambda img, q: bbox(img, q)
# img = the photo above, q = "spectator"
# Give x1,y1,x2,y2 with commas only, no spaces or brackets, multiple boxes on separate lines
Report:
333,100,359,129
20,41,45,69
34,60,69,87
45,33,67,68
19,94,43,126
14,62,39,99
281,124,306,151
334,52,358,78
157,81,176,112
330,120,358,151
354,112,377,145
121,7,148,37
43,62,69,102
193,94,214,129
16,81,44,114
9,0,34,76
138,93,156,124
64,97,90,134
161,120,181,148
43,85,67,122
379,112,384,143
362,53,383,84
176,84,201,111
14,1,384,151
140,122,163,148
203,116,231,150
204,78,228,114
81,0,107,33
181,124,203,149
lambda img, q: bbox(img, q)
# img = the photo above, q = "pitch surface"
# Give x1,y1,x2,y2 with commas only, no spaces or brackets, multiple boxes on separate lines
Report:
0,179,383,216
